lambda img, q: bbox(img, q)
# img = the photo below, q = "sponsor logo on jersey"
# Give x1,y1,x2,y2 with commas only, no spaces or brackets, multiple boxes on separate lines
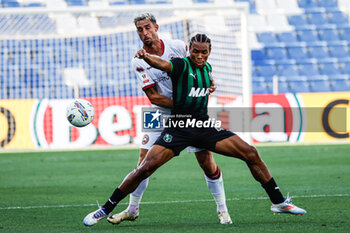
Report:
142,134,149,145
141,73,147,79
163,133,172,143
189,73,197,79
143,80,149,84
136,67,144,72
188,87,210,97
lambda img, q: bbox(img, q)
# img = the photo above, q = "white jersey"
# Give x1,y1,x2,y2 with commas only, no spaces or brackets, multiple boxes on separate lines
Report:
132,38,187,113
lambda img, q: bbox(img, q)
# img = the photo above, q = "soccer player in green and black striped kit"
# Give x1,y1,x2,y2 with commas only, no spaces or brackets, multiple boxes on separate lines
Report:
84,34,306,226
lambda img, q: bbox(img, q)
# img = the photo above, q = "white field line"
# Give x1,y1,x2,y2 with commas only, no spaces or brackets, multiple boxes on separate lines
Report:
0,193,348,210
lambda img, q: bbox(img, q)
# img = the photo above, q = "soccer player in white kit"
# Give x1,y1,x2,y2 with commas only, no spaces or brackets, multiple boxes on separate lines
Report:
106,13,232,225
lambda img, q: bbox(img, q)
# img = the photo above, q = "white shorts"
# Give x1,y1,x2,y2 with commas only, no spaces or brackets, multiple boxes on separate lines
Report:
140,132,204,153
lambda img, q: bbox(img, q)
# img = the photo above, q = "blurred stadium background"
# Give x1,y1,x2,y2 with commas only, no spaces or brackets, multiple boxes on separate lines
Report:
1,1,349,232
0,0,349,149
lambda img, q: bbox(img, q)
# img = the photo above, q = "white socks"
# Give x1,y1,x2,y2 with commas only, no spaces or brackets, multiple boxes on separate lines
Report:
128,177,149,214
205,173,228,213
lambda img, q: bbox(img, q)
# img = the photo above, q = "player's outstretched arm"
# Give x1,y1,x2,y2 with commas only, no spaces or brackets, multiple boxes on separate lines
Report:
135,49,172,73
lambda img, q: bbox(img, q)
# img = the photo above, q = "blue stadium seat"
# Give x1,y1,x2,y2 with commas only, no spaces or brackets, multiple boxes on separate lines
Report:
309,80,332,92
2,1,22,7
265,47,288,60
328,44,349,59
255,64,277,77
319,62,341,75
328,11,349,25
297,29,319,42
317,0,338,8
252,81,271,94
308,45,329,59
65,0,88,6
277,32,298,43
340,62,350,74
277,64,299,76
288,15,309,28
298,0,318,8
286,45,308,60
288,80,311,93
308,12,329,25
278,80,290,93
26,2,45,7
132,0,147,4
257,32,278,44
236,0,257,13
331,79,350,91
109,0,127,5
251,49,266,61
339,27,350,41
318,28,340,41
299,63,320,76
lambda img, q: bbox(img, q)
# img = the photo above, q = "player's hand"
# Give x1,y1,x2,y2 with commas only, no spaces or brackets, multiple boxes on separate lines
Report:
135,49,147,59
209,80,216,94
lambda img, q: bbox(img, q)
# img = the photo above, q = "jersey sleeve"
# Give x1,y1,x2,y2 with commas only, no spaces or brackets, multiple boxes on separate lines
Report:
132,58,156,91
168,58,185,80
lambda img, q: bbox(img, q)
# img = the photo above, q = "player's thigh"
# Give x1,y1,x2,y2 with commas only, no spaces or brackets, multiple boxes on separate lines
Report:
138,132,161,165
214,134,254,160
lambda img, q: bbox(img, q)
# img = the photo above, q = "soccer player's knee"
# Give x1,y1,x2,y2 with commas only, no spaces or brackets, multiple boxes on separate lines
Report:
245,146,261,164
136,162,154,179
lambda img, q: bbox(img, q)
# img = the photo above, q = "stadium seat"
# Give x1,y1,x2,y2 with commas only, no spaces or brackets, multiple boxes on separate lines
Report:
328,11,349,25
309,80,332,92
318,28,340,42
308,12,329,25
331,79,350,91
257,32,278,44
338,27,350,41
328,44,350,59
277,32,298,43
251,49,266,61
298,0,318,9
248,14,270,32
288,15,309,28
265,47,288,60
277,64,299,76
288,80,310,93
252,80,271,94
255,0,277,12
298,63,320,76
318,62,341,75
317,0,337,8
307,44,329,59
26,2,46,7
340,61,350,74
286,45,308,60
297,29,319,42
255,64,277,77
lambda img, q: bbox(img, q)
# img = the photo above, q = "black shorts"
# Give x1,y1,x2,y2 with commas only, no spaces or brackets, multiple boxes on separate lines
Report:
154,126,235,156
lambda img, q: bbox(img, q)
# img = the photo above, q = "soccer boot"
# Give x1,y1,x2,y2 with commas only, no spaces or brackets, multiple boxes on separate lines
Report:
107,208,139,225
83,207,108,227
271,193,307,215
218,211,232,224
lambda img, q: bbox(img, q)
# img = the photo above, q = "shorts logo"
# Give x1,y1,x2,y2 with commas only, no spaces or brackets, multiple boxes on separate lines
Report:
143,109,162,129
142,134,149,145
163,133,172,143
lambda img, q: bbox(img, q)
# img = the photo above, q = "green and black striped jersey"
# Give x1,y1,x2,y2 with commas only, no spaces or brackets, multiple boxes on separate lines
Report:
169,57,213,119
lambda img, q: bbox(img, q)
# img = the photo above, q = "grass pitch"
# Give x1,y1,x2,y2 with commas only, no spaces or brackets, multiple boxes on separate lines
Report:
0,144,349,233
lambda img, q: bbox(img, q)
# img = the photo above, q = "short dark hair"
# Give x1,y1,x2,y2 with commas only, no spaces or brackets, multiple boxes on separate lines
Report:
189,34,211,49
134,13,157,26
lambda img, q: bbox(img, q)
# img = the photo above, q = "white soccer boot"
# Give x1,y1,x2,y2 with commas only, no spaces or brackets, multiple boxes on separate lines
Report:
271,193,307,215
107,208,139,225
218,211,232,224
83,207,108,227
